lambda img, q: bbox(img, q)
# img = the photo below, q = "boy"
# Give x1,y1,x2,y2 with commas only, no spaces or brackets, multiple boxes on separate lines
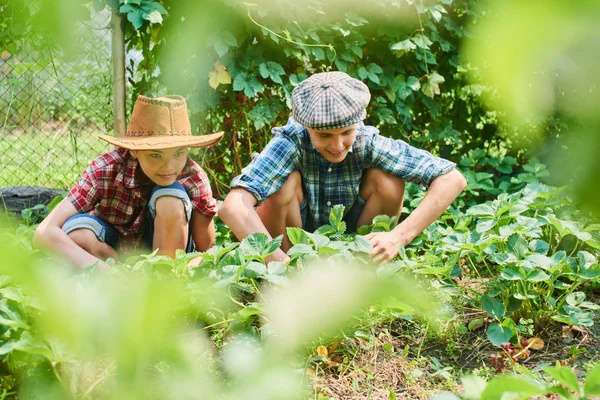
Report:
220,71,466,263
34,95,223,271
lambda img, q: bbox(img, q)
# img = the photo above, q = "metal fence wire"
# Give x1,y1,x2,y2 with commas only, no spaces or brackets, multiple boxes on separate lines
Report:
0,9,114,194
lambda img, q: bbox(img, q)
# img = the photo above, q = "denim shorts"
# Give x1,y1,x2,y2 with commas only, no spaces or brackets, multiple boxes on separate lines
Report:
62,182,195,252
300,195,366,233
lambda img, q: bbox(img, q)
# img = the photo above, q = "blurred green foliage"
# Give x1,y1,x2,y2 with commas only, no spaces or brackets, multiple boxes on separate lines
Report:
2,1,600,396
0,211,435,398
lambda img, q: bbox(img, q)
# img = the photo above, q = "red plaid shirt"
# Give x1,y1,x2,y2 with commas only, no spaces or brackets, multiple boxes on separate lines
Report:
68,148,218,246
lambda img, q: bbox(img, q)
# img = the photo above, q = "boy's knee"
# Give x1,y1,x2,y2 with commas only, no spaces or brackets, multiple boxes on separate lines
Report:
154,196,187,222
361,169,405,203
266,171,303,206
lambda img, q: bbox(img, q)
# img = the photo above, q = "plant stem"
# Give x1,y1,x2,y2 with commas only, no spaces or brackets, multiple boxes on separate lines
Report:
246,7,337,66
568,239,580,257
466,254,482,279
199,318,235,332
555,280,583,312
478,250,494,276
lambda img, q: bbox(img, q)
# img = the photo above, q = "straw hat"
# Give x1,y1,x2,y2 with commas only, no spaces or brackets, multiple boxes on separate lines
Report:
99,95,223,150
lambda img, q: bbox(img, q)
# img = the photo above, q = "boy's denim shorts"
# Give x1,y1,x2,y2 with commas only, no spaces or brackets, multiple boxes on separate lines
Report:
300,195,366,233
62,182,195,252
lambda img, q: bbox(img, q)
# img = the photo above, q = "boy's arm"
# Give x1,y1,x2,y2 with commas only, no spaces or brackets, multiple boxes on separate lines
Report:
219,188,290,262
190,211,215,252
367,168,467,262
33,198,111,271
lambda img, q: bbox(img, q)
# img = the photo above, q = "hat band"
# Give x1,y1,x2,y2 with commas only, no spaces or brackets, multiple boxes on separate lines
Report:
297,109,366,130
126,131,191,137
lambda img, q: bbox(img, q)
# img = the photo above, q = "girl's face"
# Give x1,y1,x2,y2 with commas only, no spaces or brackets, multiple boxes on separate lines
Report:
130,147,188,185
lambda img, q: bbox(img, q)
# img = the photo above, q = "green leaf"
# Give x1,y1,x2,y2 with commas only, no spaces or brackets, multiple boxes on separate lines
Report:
266,61,284,75
507,234,528,260
0,332,51,359
396,82,412,101
237,303,261,320
145,10,163,24
481,374,546,400
461,375,487,400
312,47,325,60
221,31,238,47
545,365,581,395
214,40,229,57
240,233,268,257
523,254,553,270
120,3,136,13
125,8,144,30
407,76,421,91
481,294,505,321
351,45,363,58
529,239,549,255
390,39,416,56
245,261,267,278
467,203,496,217
308,233,331,250
358,67,368,80
412,34,433,49
267,261,287,275
239,233,281,259
429,71,445,85
422,82,437,98
288,244,317,257
584,363,600,395
286,227,310,246
500,267,524,281
265,235,283,255
525,270,550,282
476,218,497,233
348,236,373,254
233,73,246,91
566,292,586,307
486,323,513,346
259,63,270,79
329,205,345,229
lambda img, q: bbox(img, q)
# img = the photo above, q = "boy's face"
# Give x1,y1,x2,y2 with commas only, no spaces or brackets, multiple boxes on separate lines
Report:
130,147,188,185
306,124,358,164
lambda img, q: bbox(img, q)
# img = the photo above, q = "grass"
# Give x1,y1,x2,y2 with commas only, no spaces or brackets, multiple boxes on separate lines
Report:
0,130,111,189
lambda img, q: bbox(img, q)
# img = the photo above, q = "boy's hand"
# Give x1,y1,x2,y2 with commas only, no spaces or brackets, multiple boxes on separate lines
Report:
365,231,405,263
265,248,291,264
188,256,203,267
95,260,112,273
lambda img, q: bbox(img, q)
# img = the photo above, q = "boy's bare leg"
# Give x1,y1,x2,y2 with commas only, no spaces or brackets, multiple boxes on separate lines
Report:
67,229,118,261
356,168,405,229
153,196,189,258
256,171,304,252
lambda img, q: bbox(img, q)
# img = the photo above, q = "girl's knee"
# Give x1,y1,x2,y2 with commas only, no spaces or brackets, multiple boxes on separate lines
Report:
154,196,187,222
68,228,97,252
68,228,114,259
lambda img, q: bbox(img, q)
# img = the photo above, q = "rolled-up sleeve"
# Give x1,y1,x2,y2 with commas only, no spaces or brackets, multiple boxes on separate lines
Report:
366,134,456,186
68,165,99,213
230,135,301,205
182,167,218,218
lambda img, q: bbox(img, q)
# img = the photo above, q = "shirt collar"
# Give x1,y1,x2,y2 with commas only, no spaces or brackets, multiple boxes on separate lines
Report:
117,151,145,189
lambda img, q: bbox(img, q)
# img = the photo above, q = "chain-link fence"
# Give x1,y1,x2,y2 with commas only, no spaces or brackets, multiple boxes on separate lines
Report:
0,9,114,194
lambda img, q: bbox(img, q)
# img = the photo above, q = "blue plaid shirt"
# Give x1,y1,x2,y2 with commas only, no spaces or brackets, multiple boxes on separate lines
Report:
231,117,456,226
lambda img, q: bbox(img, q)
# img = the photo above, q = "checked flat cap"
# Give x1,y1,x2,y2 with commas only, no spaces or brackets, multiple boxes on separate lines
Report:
291,71,371,130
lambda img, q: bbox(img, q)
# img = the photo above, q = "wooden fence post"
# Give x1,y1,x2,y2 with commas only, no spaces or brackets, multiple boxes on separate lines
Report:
111,10,126,136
